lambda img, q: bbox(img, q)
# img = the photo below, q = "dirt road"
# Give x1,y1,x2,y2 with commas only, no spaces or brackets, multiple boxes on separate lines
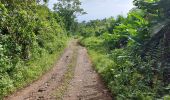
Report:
5,40,112,100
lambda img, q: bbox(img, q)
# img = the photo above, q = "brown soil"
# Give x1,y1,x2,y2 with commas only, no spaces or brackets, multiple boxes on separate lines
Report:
4,40,113,100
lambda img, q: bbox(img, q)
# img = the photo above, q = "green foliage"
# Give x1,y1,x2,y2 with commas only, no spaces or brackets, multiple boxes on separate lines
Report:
53,0,86,32
164,95,170,100
107,49,161,99
0,1,68,99
1,0,169,99
81,37,165,99
79,0,170,99
80,37,104,51
79,10,150,51
78,19,110,37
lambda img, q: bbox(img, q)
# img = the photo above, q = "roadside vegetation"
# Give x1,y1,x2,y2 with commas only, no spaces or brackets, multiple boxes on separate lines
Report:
0,0,84,99
1,0,170,100
79,0,170,99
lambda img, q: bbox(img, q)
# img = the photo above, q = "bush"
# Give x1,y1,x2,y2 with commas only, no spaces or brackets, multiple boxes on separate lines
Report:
81,37,164,99
80,37,105,52
0,2,68,99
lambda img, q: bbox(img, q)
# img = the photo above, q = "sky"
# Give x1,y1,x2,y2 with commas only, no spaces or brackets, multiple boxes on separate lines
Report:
48,0,134,22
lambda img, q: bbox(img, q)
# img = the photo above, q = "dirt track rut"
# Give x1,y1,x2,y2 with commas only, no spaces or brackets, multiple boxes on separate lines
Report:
5,40,112,100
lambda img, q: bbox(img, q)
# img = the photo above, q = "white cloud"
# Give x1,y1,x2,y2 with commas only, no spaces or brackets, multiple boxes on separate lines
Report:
77,0,134,21
48,0,134,21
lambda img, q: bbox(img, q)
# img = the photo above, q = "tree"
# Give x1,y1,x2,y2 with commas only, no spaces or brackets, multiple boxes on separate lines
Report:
134,0,170,22
53,0,86,32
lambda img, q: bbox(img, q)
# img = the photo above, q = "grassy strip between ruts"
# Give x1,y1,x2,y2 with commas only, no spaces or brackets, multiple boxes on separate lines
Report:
55,44,78,100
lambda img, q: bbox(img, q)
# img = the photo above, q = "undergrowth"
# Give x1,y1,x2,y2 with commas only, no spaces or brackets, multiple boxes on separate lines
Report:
80,37,170,100
0,38,69,99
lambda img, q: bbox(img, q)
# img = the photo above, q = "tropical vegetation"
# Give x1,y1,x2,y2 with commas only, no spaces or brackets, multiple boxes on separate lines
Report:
80,0,170,99
0,0,170,99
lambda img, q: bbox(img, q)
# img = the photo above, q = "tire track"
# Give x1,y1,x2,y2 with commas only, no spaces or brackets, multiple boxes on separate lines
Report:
63,46,113,100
